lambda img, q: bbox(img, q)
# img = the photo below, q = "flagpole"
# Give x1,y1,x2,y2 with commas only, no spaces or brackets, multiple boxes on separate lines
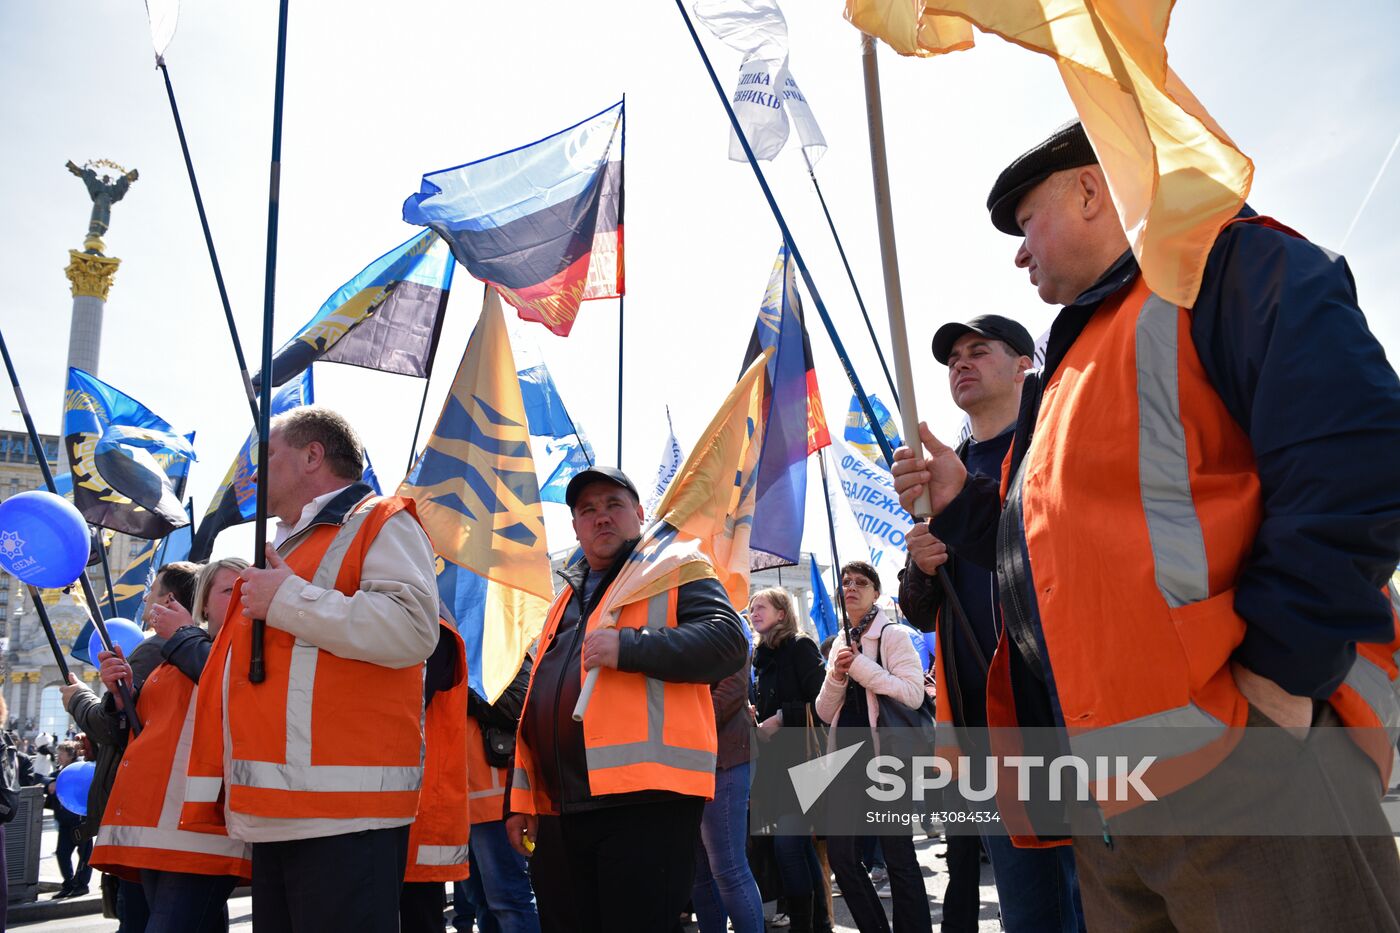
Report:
673,0,895,471
158,60,260,426
804,157,899,407
816,449,843,602
857,34,929,517
96,539,120,620
616,95,627,470
0,328,140,731
404,279,452,478
251,0,292,685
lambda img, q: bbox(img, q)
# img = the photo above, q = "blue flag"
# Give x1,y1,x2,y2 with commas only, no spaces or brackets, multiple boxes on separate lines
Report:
844,393,903,470
257,231,455,389
63,368,196,539
517,361,593,504
361,450,382,495
190,368,314,561
808,553,839,642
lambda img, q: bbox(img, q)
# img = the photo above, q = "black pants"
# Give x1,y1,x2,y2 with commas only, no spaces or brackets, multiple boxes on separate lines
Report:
55,822,92,889
530,816,574,933
938,835,981,933
827,832,932,933
252,826,410,933
141,869,238,933
400,880,447,933
553,798,705,933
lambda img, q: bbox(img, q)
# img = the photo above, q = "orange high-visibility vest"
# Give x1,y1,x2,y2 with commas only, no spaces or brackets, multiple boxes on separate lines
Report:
464,712,509,825
991,228,1400,839
182,496,427,831
406,622,471,883
510,583,717,816
89,659,251,881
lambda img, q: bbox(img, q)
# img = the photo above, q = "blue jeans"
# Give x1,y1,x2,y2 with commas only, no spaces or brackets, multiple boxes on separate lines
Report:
772,832,823,898
140,869,237,933
461,820,540,933
691,762,765,933
981,835,1085,933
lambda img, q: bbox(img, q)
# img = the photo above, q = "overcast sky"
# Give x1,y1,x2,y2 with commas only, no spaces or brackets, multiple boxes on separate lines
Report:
2,0,1397,566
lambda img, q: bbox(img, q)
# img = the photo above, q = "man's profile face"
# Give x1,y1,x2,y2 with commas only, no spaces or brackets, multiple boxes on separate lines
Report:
946,333,1027,413
1013,172,1084,306
261,429,303,518
571,481,644,570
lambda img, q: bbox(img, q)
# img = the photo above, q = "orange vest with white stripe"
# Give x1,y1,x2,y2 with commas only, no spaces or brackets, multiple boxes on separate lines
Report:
89,660,251,881
465,712,510,825
509,584,717,816
992,255,1400,831
405,622,471,883
182,497,427,830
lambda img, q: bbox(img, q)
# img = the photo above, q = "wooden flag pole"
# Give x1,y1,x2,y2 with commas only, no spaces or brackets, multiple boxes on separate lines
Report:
859,33,929,519
251,0,292,684
0,328,140,730
158,60,260,427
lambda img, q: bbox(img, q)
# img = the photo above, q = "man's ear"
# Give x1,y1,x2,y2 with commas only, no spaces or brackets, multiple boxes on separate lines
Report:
1079,167,1110,221
1015,354,1033,383
303,441,326,473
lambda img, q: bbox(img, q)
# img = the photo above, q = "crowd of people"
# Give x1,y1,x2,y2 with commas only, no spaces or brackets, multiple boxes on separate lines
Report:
1,115,1396,933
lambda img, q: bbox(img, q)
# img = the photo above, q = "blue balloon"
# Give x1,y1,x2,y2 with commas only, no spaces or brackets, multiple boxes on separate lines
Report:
55,761,95,816
87,618,146,665
0,490,91,588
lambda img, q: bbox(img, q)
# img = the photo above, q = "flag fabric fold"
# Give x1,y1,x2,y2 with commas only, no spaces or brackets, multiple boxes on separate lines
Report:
402,103,624,337
843,392,903,470
694,0,827,165
190,368,313,561
517,360,595,504
742,246,829,568
829,435,913,576
594,348,772,626
845,0,1252,308
843,0,975,56
256,230,454,389
808,553,839,642
63,368,195,540
644,409,685,519
399,287,553,701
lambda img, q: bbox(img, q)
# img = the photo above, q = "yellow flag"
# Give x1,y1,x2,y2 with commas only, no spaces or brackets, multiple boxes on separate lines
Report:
844,0,974,56
847,0,1253,308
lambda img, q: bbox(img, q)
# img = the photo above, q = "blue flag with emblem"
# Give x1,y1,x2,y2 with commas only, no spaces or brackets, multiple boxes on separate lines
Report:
843,393,902,470
190,367,314,561
399,286,552,701
517,360,594,504
808,553,839,642
63,368,195,539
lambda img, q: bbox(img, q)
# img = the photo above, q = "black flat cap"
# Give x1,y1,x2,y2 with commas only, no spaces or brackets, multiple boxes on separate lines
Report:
932,314,1035,365
987,120,1098,236
565,466,640,509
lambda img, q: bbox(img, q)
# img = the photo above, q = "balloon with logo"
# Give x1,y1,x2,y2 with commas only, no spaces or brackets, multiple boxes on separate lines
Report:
55,760,96,816
0,490,91,588
87,618,146,665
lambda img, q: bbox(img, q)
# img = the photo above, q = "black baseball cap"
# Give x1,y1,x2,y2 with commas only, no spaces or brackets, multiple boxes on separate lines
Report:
986,119,1099,236
931,314,1035,365
564,466,640,510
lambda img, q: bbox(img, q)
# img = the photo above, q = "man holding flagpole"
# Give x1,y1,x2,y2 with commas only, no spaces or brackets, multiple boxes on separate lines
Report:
505,466,747,933
892,121,1400,928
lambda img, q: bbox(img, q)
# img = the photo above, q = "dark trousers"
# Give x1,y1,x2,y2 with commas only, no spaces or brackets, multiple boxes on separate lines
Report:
252,826,410,933
553,797,705,933
56,822,92,889
400,880,447,933
1073,704,1400,932
529,816,572,933
827,832,932,933
140,869,238,933
938,835,981,933
117,876,151,933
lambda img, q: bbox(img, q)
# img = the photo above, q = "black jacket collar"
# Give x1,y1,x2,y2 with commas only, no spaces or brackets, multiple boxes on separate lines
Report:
557,537,642,619
304,482,378,531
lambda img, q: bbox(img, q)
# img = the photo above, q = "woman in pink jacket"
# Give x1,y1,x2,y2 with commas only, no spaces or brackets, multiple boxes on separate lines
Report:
815,561,931,933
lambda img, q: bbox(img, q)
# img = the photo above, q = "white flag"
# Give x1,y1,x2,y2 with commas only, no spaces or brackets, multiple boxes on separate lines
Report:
828,435,913,577
645,410,685,520
693,0,827,165
144,0,180,62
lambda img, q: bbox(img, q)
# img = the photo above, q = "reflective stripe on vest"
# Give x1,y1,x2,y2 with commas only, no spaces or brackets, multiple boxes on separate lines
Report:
97,824,248,860
511,767,531,791
582,594,717,777
1135,294,1210,608
417,843,472,867
231,504,423,797
470,766,507,801
1345,655,1400,742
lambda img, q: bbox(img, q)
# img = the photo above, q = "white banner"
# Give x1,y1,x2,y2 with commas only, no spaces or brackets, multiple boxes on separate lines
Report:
829,434,914,577
645,413,685,519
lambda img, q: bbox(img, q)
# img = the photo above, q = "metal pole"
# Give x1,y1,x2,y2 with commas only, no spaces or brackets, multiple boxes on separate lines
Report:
96,539,119,620
250,0,292,684
159,61,260,426
616,95,627,470
673,0,895,470
858,33,929,518
0,329,140,729
406,378,432,478
804,155,899,408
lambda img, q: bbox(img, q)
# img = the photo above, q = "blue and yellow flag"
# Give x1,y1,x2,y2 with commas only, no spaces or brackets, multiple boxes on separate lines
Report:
190,368,314,561
257,230,455,389
64,368,195,539
844,392,902,470
399,286,552,701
